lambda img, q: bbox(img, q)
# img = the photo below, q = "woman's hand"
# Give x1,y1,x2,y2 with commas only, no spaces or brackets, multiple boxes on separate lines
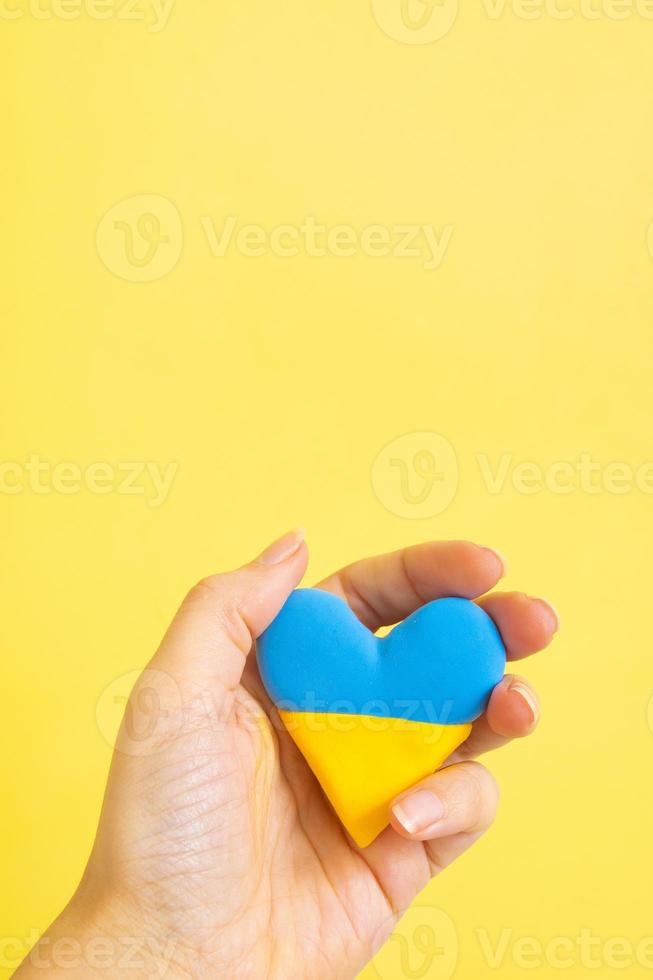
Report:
17,532,558,979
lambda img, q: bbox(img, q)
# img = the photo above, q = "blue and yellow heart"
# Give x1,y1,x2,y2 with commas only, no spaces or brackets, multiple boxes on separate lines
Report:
257,589,506,847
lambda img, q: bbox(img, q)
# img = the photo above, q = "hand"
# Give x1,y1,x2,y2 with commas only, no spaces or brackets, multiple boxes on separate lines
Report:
17,532,558,979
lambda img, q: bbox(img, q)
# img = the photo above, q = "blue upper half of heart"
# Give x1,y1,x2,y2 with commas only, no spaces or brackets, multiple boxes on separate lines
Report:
257,589,506,725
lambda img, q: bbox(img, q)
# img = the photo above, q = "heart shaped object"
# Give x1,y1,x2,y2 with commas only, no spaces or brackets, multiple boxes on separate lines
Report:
257,589,506,847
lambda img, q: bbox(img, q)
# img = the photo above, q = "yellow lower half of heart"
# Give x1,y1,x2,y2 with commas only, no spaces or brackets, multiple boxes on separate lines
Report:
278,711,471,848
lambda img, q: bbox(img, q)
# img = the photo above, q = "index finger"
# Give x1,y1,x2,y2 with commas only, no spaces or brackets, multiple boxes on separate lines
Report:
315,540,506,631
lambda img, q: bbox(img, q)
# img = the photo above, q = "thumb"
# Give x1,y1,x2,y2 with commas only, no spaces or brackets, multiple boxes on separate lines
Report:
151,528,308,692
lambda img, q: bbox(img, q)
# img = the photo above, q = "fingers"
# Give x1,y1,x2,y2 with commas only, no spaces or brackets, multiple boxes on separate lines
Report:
316,543,558,663
316,544,555,767
477,591,559,660
360,763,500,908
150,529,308,691
446,674,540,763
390,761,499,844
316,540,506,631
387,762,500,882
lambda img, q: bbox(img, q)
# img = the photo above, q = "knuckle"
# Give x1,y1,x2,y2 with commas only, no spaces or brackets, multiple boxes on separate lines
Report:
460,762,500,830
218,595,252,654
183,573,252,655
189,573,228,602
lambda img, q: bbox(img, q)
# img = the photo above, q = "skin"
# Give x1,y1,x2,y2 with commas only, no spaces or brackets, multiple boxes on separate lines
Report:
16,534,558,979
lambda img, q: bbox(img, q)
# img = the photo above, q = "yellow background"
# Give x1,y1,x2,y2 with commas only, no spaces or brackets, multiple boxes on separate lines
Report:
3,1,653,977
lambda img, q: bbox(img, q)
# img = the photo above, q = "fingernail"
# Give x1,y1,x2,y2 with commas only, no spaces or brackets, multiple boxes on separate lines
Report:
508,680,540,725
256,528,305,566
530,596,560,632
484,547,508,577
392,789,445,835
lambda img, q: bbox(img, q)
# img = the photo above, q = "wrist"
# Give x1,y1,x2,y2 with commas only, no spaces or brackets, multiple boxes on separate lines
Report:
15,886,190,979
